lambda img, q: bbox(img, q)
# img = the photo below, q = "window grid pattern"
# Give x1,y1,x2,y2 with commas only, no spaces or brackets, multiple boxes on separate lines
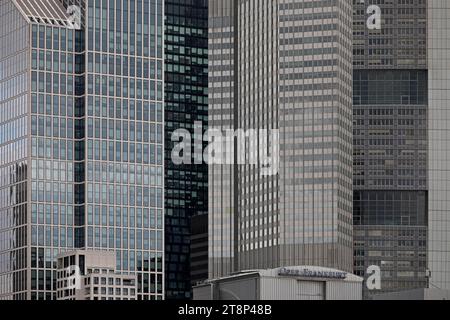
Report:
352,0,429,299
0,0,29,300
84,0,165,300
428,0,450,291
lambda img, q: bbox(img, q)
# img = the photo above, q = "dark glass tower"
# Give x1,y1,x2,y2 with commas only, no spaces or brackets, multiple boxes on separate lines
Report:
164,0,208,299
352,0,428,299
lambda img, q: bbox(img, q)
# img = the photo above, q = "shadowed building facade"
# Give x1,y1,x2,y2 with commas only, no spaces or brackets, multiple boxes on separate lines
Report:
164,0,208,299
352,0,428,298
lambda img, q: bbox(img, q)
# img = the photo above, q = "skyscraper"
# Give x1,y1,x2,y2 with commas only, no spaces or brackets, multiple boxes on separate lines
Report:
164,0,208,299
352,0,428,298
208,0,354,278
0,0,164,300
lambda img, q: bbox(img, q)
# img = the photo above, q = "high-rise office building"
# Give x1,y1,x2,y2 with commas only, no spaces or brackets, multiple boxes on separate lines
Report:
0,0,164,300
352,0,428,298
164,0,208,299
208,0,354,279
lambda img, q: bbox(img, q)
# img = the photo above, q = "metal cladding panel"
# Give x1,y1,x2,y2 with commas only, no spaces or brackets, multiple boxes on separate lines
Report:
260,277,325,300
260,275,362,300
296,281,324,300
218,277,258,300
326,281,362,300
193,284,214,301
260,277,300,300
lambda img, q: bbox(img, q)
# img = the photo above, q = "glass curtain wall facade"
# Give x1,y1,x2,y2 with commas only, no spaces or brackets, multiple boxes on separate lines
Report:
208,0,354,279
164,0,208,299
428,0,450,291
84,0,165,300
0,0,30,300
352,0,428,299
0,0,164,300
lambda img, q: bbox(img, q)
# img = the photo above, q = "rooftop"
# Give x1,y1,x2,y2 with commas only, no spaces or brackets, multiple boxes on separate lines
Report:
12,0,74,27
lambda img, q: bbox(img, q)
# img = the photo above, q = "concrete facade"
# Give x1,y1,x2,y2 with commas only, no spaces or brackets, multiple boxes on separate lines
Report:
56,250,137,300
352,0,429,298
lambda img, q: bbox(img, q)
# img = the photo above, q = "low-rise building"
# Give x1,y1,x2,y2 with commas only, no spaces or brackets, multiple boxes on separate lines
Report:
56,250,137,300
373,288,450,300
194,266,363,300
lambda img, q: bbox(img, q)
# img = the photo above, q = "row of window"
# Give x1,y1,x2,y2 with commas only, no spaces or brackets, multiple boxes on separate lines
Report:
87,162,162,185
32,49,163,81
86,206,162,228
87,74,163,100
58,286,136,298
87,52,162,79
31,72,165,101
32,25,80,53
86,227,163,251
30,247,163,272
30,136,163,165
87,118,163,143
31,225,80,248
353,109,426,116
86,184,163,207
31,204,163,229
32,50,81,73
31,115,163,144
354,178,427,187
30,158,162,186
31,94,163,124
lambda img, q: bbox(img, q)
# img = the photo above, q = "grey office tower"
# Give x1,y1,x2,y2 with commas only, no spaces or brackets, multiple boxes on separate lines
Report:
352,0,428,298
208,0,354,278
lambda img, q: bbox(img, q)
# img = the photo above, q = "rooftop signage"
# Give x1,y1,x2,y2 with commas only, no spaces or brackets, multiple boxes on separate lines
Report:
278,267,347,280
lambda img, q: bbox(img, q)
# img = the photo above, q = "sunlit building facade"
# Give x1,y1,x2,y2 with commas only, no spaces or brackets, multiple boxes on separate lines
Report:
0,0,164,300
208,0,354,278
